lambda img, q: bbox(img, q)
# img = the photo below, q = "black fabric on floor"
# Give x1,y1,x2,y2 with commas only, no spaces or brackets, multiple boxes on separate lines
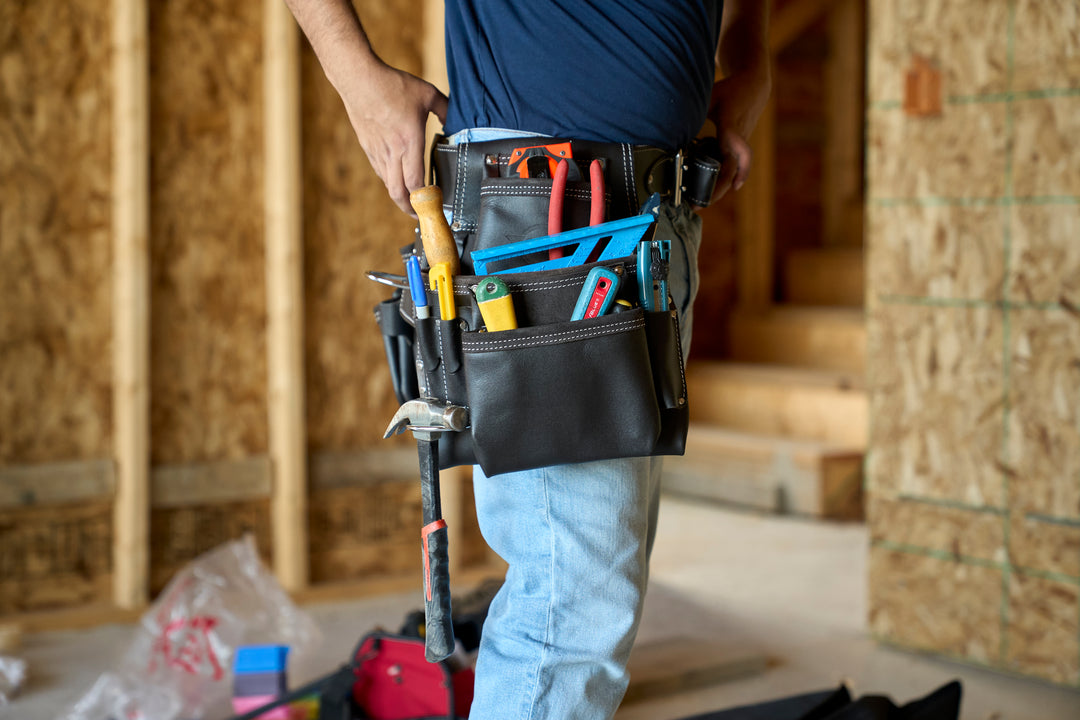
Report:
679,680,962,720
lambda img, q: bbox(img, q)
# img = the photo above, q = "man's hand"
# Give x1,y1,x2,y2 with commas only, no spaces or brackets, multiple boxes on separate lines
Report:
284,0,447,216
339,63,448,216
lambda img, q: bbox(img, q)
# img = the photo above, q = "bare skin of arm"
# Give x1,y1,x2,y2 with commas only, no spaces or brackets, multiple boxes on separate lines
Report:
283,0,448,216
708,0,773,203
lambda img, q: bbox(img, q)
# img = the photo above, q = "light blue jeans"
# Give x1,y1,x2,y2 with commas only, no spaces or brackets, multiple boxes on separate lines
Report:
448,128,701,720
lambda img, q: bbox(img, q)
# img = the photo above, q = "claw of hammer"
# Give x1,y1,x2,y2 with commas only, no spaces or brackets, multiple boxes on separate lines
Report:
384,399,469,438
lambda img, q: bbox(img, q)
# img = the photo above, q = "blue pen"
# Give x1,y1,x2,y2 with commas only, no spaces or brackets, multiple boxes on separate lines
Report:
406,256,430,319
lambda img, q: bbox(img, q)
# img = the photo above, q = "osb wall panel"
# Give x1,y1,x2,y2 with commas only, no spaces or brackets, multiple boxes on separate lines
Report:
1006,309,1080,520
866,103,1008,199
0,502,113,614
868,0,1080,687
149,501,272,595
867,204,1004,301
302,0,423,452
0,0,112,464
1012,0,1080,92
308,484,422,583
1006,574,1080,685
1007,205,1080,305
867,497,1004,564
148,0,268,465
1011,97,1080,198
308,478,488,584
867,304,1004,505
866,0,1010,104
868,547,1002,663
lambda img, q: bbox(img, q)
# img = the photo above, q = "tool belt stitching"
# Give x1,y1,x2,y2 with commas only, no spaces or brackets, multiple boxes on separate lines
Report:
461,317,645,352
621,143,635,214
454,140,469,225
478,187,600,201
431,136,716,228
435,318,450,394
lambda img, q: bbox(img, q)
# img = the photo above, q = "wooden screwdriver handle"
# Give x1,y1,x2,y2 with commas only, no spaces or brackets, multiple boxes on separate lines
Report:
410,186,460,276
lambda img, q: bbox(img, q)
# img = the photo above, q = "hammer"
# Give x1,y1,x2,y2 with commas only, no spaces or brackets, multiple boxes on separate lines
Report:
385,398,468,662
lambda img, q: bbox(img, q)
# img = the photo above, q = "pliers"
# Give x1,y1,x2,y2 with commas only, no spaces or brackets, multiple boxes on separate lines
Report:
548,157,606,259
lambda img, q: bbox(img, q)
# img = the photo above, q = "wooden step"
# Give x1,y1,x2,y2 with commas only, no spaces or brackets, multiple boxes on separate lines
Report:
664,425,864,520
783,247,864,306
729,305,866,374
685,362,867,446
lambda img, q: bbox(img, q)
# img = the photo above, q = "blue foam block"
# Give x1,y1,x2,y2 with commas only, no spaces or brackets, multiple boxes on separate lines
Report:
234,645,290,675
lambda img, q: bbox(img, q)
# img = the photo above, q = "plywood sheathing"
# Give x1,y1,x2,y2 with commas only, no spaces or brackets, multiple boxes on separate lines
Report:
308,484,421,584
301,0,421,452
866,104,1008,199
866,0,1010,105
1011,97,1080,198
0,0,113,465
149,500,272,595
1008,205,1080,305
867,204,1005,301
867,0,1080,687
1012,0,1080,92
1007,309,1080,519
148,0,268,465
867,304,1004,506
0,502,113,614
869,547,1002,663
1006,573,1080,685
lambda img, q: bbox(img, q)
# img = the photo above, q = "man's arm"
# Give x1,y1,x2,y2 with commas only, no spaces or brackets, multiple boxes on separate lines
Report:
284,0,448,216
707,0,772,202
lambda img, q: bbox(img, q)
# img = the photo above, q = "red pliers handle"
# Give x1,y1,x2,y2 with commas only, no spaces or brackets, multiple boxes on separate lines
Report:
548,158,605,259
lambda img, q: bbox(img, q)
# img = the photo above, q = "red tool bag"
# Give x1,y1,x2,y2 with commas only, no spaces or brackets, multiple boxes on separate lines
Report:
352,632,474,720
223,631,474,720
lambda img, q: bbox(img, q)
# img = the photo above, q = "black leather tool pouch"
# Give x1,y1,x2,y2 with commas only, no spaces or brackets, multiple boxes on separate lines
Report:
396,259,688,476
467,177,598,275
462,310,660,475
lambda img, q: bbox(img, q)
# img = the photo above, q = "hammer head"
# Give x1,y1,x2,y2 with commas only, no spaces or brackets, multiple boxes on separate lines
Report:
384,399,469,439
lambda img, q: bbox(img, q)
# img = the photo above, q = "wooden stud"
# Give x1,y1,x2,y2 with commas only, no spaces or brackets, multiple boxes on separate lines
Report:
736,95,777,309
264,0,309,593
822,0,865,247
111,0,150,611
770,0,835,53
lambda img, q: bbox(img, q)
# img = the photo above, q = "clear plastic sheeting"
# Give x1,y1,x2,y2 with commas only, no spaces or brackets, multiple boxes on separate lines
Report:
0,655,28,706
58,537,321,720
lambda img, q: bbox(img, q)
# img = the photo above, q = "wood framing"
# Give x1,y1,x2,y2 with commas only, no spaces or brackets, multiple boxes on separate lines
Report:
822,0,865,246
0,460,115,510
111,0,151,611
264,0,309,593
736,96,777,309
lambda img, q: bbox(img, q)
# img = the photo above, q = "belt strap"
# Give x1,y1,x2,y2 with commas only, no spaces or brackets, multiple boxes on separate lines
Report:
430,136,695,233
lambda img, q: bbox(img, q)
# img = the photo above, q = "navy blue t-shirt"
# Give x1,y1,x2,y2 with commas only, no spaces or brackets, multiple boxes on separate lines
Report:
443,1,723,151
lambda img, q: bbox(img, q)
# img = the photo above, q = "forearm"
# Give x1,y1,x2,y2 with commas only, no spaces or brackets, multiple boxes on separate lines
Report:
282,0,381,95
716,0,771,81
711,0,772,138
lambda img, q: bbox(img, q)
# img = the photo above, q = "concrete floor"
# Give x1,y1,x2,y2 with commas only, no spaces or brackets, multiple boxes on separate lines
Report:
7,496,1080,719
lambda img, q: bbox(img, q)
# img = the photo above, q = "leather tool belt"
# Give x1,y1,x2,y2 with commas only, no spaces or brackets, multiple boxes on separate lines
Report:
373,136,693,476
431,135,719,274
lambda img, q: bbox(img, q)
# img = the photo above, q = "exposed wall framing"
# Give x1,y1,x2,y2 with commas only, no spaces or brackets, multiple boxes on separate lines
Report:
0,0,490,626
